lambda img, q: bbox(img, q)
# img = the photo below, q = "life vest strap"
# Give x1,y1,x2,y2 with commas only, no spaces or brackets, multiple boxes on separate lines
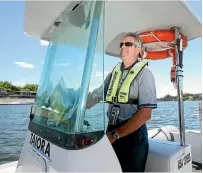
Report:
106,98,138,105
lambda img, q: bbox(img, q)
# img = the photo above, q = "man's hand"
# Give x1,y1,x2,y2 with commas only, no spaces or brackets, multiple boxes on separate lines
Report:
106,132,116,144
116,108,152,137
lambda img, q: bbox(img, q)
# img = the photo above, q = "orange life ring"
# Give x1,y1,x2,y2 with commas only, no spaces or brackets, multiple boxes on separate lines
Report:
141,49,174,60
140,30,187,47
138,29,187,85
139,30,188,60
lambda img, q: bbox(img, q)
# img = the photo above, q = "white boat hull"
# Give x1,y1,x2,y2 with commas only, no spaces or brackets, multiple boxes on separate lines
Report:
0,126,201,172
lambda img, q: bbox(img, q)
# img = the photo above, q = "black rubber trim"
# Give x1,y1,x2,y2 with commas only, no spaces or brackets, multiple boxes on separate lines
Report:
169,132,174,141
192,161,202,170
28,121,104,150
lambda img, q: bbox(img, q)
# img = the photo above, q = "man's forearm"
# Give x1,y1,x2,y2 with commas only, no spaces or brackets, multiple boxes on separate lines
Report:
116,108,152,138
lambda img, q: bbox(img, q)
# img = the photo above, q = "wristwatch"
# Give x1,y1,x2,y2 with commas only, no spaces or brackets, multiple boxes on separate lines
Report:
112,130,120,140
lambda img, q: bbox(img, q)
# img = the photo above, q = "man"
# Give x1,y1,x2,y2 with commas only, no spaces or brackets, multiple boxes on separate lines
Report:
104,32,157,172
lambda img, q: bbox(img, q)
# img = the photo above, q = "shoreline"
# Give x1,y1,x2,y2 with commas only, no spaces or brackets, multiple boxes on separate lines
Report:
0,98,35,105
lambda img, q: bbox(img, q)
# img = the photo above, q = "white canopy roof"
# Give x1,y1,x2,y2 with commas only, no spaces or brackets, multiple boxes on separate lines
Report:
24,1,202,57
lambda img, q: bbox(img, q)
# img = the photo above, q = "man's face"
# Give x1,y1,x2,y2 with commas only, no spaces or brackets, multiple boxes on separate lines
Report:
120,36,140,62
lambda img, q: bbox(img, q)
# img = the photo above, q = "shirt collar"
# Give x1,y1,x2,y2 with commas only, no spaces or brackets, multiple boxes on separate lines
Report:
121,59,139,71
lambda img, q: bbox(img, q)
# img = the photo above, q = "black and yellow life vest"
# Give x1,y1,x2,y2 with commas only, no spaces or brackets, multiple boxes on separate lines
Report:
105,61,148,104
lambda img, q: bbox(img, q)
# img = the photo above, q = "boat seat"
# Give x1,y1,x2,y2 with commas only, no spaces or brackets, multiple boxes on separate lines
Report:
145,138,192,172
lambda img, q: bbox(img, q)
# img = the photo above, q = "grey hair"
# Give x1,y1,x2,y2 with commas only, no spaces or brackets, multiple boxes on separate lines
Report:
124,32,143,49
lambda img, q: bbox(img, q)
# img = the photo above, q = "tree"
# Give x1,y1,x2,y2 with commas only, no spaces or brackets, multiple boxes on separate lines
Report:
11,85,21,91
159,93,202,101
1,81,13,91
0,81,38,92
22,84,38,92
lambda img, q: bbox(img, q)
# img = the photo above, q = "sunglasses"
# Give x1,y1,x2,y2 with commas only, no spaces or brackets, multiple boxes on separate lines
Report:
120,42,139,48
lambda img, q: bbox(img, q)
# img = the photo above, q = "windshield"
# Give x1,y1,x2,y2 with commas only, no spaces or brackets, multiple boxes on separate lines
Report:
29,1,111,149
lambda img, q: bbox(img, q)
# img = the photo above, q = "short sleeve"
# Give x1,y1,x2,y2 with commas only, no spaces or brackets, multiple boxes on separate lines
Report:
138,68,157,109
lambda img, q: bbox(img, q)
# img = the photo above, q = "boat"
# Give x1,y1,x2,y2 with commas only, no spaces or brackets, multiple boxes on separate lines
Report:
0,1,201,172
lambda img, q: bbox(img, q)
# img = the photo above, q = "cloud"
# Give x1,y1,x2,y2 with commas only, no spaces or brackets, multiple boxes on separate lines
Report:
40,40,49,46
14,62,35,69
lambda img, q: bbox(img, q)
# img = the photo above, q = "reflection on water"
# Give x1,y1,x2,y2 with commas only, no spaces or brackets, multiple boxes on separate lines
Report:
0,105,30,164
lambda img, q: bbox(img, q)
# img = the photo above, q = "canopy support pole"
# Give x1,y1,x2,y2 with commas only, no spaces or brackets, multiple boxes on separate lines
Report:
75,1,103,132
173,26,186,146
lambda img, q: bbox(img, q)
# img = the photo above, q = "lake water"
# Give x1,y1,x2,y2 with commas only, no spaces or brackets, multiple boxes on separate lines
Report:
0,101,201,164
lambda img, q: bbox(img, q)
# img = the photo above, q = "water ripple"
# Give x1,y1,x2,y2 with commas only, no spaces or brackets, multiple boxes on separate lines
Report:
0,101,201,164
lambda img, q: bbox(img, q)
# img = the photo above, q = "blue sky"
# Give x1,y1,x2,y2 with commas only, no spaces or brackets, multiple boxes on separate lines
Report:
0,1,202,98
